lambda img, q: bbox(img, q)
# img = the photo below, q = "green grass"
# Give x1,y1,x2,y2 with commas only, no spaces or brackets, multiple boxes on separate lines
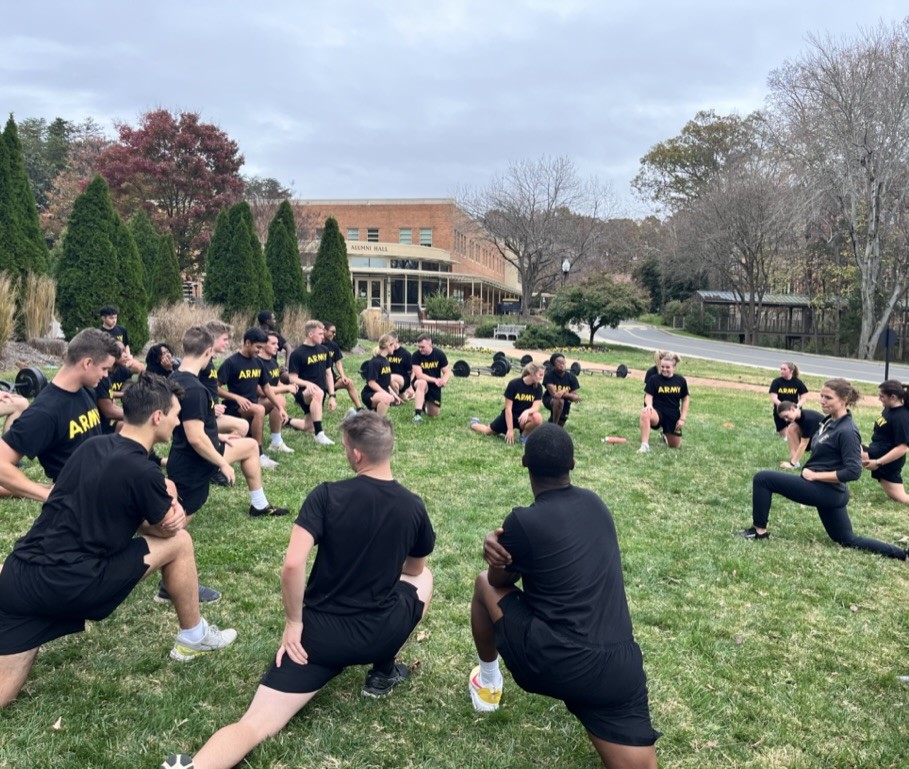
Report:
2,349,909,768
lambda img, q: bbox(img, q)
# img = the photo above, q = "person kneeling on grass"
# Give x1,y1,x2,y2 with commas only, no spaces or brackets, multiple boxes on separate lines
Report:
776,401,823,469
639,355,689,453
470,362,545,445
162,411,434,769
0,373,237,708
470,424,659,769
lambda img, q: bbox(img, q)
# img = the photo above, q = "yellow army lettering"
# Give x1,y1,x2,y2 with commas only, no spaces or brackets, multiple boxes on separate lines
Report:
68,408,101,439
513,393,535,402
238,368,261,379
420,361,440,371
875,416,888,428
307,352,328,365
777,387,799,396
658,385,682,394
381,364,391,376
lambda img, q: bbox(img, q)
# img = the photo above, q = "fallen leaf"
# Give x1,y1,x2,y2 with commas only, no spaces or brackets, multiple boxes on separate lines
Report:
52,717,62,731
850,604,858,613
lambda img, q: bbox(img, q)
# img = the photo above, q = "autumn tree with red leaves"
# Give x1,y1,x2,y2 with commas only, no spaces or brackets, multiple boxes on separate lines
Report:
95,109,244,276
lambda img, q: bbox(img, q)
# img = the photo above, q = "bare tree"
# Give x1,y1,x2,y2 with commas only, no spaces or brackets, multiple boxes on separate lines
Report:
766,20,909,359
675,151,802,344
459,156,615,315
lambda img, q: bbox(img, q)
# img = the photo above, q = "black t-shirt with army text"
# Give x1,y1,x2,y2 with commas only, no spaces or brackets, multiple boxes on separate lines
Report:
645,373,689,415
100,323,129,347
503,376,543,421
362,355,393,396
258,355,282,388
167,370,221,484
411,347,448,379
387,346,412,383
542,368,580,403
869,405,909,458
769,376,808,404
217,352,267,415
2,383,103,480
289,343,331,391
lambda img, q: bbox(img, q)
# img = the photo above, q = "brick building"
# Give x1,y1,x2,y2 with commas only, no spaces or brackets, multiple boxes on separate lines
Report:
292,198,521,316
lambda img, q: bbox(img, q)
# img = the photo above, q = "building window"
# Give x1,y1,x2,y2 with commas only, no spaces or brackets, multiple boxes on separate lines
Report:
399,228,412,245
347,228,359,241
367,228,379,242
421,261,440,272
419,228,432,247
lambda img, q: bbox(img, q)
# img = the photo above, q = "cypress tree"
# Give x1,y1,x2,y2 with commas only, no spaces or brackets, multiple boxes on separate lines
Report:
154,232,184,305
128,210,161,296
203,208,231,308
111,211,149,350
309,217,358,349
265,200,306,317
56,176,120,339
0,129,14,273
2,116,49,277
223,212,260,316
231,201,274,311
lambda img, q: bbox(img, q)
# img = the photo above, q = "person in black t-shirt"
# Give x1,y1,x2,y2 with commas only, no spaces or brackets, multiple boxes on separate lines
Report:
387,332,414,402
218,328,289,469
324,321,364,412
543,353,581,426
410,334,450,423
769,362,809,436
861,379,909,503
361,334,401,416
776,401,823,469
202,320,250,440
471,363,544,445
639,356,689,452
94,342,125,434
0,373,237,709
287,319,336,445
99,305,144,374
257,310,292,366
162,411,434,769
0,328,119,501
146,343,176,378
259,331,300,454
470,424,659,767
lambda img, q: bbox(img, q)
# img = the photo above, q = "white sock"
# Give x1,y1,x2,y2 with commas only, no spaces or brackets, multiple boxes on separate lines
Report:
178,618,208,643
479,657,502,688
270,432,282,445
641,442,649,449
250,488,268,508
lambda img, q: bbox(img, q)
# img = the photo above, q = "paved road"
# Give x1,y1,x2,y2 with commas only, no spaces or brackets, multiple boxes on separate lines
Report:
590,322,909,385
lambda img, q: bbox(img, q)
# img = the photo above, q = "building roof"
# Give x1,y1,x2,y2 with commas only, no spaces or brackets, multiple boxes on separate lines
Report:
697,290,828,307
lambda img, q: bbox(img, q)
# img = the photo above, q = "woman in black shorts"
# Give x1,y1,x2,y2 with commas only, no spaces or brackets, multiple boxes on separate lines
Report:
769,362,808,436
775,401,824,469
861,379,909,504
470,363,544,445
739,378,906,559
360,335,401,417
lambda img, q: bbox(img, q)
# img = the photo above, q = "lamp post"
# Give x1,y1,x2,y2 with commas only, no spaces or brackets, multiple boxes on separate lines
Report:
562,259,571,286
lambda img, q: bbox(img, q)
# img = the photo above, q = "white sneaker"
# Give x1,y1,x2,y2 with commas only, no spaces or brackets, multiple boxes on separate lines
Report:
345,407,358,418
268,440,294,454
170,624,238,662
314,432,334,446
259,453,279,469
637,444,650,454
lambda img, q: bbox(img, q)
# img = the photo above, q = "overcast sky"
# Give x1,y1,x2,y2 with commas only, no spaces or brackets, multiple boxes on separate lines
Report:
2,2,906,217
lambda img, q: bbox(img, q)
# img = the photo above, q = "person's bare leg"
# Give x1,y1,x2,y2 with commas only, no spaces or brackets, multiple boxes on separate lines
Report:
0,395,29,432
470,571,515,662
0,648,39,707
470,423,494,436
426,403,441,417
217,414,249,437
413,380,427,412
240,404,266,450
399,567,433,619
191,685,318,769
308,387,325,422
550,398,564,425
143,531,201,630
520,413,543,437
786,425,801,461
639,410,658,446
225,438,262,491
879,479,909,504
342,379,363,409
588,734,657,769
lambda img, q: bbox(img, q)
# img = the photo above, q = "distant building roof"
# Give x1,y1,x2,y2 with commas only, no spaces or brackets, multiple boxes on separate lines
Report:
696,290,830,307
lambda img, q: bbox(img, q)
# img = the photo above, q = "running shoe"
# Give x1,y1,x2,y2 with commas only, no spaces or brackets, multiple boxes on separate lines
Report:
345,407,358,418
155,582,221,604
470,417,480,426
268,440,294,454
314,431,334,445
736,526,770,540
170,624,238,662
412,414,423,424
259,454,279,469
249,503,290,518
362,662,410,698
637,444,650,454
468,665,503,712
210,470,231,487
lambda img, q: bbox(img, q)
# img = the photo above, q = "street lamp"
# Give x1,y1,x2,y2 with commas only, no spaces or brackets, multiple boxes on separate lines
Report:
561,259,571,285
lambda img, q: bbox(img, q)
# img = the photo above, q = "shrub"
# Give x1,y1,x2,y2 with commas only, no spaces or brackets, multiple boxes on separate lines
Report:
149,301,225,356
392,327,463,347
0,274,16,355
515,324,580,350
360,309,394,341
662,300,686,327
424,294,462,320
474,320,498,338
279,305,312,347
21,272,56,340
309,217,358,349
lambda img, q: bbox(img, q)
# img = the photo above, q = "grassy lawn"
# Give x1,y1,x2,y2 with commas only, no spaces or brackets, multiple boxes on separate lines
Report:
1,347,908,768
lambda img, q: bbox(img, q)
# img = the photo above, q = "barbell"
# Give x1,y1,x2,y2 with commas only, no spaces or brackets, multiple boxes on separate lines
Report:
452,358,512,377
567,361,629,378
0,367,49,398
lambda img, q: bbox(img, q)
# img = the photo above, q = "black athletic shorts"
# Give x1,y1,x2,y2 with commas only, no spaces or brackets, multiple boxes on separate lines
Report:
260,580,424,694
489,412,528,436
294,388,327,416
420,382,442,407
868,447,905,484
654,407,681,435
494,591,660,747
0,539,150,655
171,443,224,515
773,409,790,433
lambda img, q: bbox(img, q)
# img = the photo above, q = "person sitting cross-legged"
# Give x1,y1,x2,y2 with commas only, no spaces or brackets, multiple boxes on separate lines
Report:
0,373,237,709
469,424,659,769
161,411,434,769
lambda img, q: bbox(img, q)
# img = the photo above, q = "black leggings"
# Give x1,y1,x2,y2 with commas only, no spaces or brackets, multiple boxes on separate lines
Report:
752,470,906,560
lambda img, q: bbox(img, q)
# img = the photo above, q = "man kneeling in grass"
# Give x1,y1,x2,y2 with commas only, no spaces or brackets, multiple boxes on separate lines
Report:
470,424,660,769
162,411,434,769
0,373,237,708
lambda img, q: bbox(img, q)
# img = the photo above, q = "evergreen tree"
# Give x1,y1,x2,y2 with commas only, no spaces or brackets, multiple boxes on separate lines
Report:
309,217,358,349
0,128,14,273
128,210,161,296
110,212,149,350
56,176,120,339
203,208,231,308
1,115,49,277
231,201,274,311
154,233,184,305
223,213,260,316
265,200,306,317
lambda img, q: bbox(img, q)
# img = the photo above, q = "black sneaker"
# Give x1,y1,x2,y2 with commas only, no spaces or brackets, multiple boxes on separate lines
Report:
249,503,290,518
736,526,770,540
210,471,231,487
362,662,410,698
155,581,222,603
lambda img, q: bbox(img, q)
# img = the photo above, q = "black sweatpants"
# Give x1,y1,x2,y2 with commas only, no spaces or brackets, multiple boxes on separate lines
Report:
752,470,906,559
